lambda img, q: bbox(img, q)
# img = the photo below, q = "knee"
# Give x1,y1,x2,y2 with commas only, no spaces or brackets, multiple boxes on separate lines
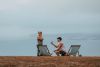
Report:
54,50,59,54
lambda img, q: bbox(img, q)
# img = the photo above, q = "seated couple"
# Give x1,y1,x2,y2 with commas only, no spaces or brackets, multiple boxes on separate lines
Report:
51,37,67,56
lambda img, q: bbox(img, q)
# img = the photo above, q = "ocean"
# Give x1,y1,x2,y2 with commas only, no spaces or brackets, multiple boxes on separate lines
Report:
0,34,100,56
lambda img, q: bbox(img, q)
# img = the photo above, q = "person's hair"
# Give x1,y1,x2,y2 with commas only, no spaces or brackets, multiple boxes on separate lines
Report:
57,37,62,41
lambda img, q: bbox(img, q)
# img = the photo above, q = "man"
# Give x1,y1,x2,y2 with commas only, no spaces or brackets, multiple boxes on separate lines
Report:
51,37,67,56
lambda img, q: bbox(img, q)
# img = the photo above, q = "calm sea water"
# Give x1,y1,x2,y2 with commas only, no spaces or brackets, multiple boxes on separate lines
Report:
0,34,100,56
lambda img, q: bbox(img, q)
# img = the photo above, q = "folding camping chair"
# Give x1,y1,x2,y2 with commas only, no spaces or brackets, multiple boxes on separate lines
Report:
37,45,51,56
68,45,81,56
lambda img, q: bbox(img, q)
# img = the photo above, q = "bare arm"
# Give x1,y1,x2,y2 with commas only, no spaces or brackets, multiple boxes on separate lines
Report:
51,42,57,48
56,43,63,51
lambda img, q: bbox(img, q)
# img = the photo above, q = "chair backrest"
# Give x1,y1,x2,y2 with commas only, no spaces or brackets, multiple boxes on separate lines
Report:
68,45,81,55
38,45,51,56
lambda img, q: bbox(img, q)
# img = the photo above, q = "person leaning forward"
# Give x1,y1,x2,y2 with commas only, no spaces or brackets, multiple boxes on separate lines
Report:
51,37,67,56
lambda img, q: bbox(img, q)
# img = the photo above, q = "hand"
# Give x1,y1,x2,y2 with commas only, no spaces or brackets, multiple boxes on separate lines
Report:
51,41,54,45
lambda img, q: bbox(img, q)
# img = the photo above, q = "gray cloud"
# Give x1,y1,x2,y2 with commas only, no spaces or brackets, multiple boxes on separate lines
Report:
0,0,100,39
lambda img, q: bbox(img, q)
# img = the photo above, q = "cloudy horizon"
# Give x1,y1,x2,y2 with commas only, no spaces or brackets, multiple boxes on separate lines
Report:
0,0,100,56
0,0,100,39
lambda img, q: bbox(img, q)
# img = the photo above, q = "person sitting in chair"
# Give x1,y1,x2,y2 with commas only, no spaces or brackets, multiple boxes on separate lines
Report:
51,37,67,56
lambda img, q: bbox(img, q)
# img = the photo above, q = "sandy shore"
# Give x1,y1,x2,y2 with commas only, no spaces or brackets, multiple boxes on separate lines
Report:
0,56,100,67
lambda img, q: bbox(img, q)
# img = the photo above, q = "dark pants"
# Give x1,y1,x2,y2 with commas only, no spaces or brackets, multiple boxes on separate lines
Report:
60,51,66,56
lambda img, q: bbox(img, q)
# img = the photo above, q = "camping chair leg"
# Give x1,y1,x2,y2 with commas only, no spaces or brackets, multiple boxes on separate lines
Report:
46,47,51,56
78,51,79,56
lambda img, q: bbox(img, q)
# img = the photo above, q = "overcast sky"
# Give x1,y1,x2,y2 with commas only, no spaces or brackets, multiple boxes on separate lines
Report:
0,0,100,40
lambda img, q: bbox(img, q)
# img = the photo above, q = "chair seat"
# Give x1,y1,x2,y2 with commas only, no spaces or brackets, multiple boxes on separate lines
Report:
68,45,81,56
37,45,51,56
